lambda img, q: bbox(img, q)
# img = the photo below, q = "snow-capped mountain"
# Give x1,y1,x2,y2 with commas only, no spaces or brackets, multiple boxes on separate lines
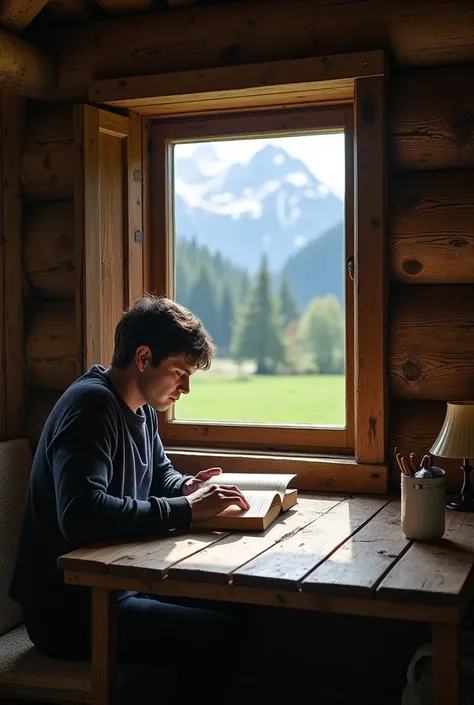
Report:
174,144,343,273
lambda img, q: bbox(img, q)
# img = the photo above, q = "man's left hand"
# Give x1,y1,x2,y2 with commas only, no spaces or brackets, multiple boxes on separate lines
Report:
182,467,222,496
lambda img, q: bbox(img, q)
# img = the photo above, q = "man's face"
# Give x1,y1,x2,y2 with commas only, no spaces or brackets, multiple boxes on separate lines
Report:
137,350,195,412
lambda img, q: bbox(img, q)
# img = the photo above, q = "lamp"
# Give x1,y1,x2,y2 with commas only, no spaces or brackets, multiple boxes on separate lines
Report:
430,402,474,512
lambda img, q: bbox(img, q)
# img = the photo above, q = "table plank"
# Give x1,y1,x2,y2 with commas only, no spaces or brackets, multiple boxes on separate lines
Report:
58,532,229,578
167,494,348,584
301,500,410,597
377,511,474,604
233,495,391,590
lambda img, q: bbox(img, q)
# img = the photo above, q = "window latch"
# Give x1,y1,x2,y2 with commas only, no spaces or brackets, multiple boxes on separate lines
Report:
346,255,354,281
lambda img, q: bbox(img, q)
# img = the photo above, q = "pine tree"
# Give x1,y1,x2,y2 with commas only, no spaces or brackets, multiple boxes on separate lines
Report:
219,282,235,354
231,254,286,374
278,275,300,327
188,265,219,346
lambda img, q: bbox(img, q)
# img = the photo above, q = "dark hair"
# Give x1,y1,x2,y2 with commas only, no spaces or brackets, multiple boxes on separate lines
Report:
111,294,216,370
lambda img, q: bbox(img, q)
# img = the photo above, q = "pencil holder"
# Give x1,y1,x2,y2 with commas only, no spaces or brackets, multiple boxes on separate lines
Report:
401,473,446,541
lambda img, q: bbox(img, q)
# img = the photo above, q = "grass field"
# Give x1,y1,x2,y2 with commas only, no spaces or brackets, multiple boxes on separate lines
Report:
175,373,346,426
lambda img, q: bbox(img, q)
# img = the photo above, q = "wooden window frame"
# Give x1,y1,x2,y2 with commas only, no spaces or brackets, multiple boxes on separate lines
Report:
151,106,354,457
91,51,388,492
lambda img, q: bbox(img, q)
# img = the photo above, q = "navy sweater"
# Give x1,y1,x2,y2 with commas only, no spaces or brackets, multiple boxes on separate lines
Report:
10,365,193,614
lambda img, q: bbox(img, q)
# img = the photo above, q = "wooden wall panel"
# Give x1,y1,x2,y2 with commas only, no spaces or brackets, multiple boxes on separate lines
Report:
390,66,474,171
21,104,74,201
54,0,474,98
389,171,474,284
1,92,25,439
24,200,75,298
389,285,474,401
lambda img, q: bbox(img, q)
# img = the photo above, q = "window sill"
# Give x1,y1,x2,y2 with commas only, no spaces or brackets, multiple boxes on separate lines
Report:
165,446,388,494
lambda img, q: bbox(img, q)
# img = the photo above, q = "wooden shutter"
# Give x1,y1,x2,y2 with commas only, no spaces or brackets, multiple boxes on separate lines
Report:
74,105,144,372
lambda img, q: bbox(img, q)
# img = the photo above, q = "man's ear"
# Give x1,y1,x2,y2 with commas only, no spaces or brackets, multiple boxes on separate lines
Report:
136,346,151,372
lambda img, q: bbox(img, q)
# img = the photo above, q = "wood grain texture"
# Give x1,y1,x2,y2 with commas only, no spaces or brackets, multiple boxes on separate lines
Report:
24,200,75,298
95,0,153,13
232,495,390,589
377,511,474,604
389,399,461,493
21,103,74,200
390,171,474,283
167,447,388,494
389,285,474,400
126,112,143,307
1,92,25,438
390,66,474,170
54,0,474,99
168,494,347,584
302,500,410,597
25,300,77,391
0,29,55,97
354,76,387,464
91,588,118,705
432,623,459,705
0,93,5,441
0,0,49,31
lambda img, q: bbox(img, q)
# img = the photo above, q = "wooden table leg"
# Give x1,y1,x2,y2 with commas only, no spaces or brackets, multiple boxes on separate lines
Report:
432,622,459,705
91,587,118,705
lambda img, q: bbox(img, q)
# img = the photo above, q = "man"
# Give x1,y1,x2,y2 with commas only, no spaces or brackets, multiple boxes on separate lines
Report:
10,294,251,703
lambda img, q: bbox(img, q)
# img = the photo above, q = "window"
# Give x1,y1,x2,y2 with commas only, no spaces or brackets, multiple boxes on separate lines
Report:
121,51,389,490
152,106,354,456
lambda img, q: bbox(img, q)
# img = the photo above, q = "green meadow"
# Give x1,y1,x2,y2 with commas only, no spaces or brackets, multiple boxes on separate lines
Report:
175,370,345,426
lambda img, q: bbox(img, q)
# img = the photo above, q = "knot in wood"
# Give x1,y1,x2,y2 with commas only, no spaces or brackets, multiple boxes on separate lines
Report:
450,238,469,249
400,193,420,211
402,259,423,276
219,44,242,66
370,218,380,229
403,359,421,381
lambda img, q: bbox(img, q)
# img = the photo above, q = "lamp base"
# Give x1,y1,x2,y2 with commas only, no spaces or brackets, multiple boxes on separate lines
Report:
447,459,474,512
446,496,474,512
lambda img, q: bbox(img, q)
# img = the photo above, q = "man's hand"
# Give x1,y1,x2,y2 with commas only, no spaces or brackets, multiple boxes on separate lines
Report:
186,484,250,521
182,467,223,496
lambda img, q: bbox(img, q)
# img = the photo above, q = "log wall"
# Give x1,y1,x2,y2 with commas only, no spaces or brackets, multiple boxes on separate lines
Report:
20,60,474,491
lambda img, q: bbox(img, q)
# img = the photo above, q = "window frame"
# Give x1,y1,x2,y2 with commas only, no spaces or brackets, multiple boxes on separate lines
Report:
151,106,354,455
91,50,388,491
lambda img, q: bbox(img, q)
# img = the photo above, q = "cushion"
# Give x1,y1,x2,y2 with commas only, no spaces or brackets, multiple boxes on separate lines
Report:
0,623,92,703
0,439,32,636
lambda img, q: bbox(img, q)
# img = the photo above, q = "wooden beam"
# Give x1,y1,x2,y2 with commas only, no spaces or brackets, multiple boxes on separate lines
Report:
95,0,154,13
1,92,25,439
0,0,49,32
0,29,55,97
54,0,474,100
89,51,385,113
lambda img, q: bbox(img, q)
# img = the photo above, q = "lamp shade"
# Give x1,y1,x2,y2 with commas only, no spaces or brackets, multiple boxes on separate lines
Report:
430,402,474,459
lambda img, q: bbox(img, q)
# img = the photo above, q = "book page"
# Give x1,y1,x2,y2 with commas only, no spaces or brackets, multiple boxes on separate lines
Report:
204,472,295,500
215,490,280,519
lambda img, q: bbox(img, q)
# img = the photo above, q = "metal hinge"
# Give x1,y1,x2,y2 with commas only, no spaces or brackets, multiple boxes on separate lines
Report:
133,170,142,182
346,255,354,281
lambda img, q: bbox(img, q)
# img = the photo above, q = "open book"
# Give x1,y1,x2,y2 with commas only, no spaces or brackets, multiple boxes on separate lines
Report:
193,472,297,531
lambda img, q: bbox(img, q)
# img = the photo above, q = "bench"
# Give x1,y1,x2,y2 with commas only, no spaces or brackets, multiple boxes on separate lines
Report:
0,439,135,704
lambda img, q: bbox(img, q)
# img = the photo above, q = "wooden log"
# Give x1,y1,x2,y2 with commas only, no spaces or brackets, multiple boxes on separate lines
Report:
24,200,75,298
25,300,78,391
54,0,474,101
0,0,50,32
21,104,74,200
390,170,474,283
389,399,461,493
389,285,474,400
25,388,62,447
0,29,55,98
390,66,474,170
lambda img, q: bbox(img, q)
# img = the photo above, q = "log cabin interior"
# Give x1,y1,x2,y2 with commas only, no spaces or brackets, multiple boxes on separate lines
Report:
1,0,474,704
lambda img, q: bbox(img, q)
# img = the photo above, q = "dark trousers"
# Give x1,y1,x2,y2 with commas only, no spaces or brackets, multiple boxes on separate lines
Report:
25,593,251,704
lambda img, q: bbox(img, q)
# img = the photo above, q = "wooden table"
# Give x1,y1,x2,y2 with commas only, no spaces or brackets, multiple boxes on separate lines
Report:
58,493,474,705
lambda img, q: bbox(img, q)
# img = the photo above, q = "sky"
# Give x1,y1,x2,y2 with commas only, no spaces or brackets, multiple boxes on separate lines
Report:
175,132,346,199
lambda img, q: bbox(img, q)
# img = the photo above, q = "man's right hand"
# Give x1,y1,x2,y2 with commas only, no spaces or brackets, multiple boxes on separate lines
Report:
186,484,250,521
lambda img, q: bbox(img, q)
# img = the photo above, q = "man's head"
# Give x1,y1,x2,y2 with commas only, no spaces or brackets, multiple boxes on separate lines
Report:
111,294,215,411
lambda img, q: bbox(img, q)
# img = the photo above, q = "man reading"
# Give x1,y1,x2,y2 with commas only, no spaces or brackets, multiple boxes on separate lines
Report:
10,294,250,704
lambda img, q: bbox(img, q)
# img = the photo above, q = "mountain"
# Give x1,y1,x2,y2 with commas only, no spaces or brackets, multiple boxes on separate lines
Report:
279,221,345,308
174,144,343,274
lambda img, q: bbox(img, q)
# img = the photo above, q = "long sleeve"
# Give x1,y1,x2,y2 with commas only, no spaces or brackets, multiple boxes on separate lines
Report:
51,394,191,545
149,424,194,499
